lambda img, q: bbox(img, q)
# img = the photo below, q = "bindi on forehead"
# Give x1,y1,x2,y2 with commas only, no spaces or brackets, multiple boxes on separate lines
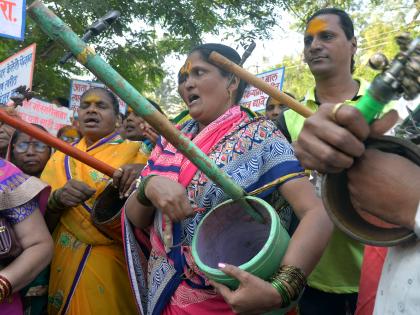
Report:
306,18,328,36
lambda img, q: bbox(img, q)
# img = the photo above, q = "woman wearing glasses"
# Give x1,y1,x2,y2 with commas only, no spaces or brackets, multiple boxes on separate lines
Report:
9,124,52,178
7,124,52,315
0,109,53,315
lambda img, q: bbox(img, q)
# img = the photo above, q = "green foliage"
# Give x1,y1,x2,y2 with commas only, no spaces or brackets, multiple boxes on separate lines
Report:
274,56,314,101
271,0,419,101
0,0,281,102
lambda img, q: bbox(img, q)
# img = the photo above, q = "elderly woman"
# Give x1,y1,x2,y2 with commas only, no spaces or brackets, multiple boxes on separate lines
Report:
40,87,148,314
9,124,52,178
7,124,53,315
0,155,53,314
124,43,333,315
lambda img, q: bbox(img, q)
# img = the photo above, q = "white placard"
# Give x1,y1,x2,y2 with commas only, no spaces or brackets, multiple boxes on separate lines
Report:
16,98,73,136
69,79,127,115
0,0,26,41
0,43,35,104
239,67,285,113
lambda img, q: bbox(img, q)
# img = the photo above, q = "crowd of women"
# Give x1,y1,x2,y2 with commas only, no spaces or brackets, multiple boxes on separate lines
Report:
0,6,418,315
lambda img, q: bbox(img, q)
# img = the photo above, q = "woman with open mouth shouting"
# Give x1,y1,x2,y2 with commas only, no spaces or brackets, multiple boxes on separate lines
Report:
124,43,333,315
40,87,148,315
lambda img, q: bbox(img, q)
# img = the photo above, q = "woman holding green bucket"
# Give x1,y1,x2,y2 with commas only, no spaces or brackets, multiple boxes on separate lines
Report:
123,43,332,315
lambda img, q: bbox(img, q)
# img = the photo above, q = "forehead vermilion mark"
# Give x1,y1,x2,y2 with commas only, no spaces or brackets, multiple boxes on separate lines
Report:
306,18,328,36
180,60,192,76
83,94,102,103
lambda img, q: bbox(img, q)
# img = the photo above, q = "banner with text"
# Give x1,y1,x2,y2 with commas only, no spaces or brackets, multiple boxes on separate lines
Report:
0,43,35,104
0,0,26,41
239,67,285,113
69,79,127,115
16,98,72,136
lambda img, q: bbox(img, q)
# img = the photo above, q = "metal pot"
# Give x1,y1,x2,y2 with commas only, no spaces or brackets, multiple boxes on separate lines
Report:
91,183,125,242
322,135,419,246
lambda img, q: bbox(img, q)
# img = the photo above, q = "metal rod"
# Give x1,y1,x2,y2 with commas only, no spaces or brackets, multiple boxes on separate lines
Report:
27,1,264,222
209,51,314,118
0,110,116,177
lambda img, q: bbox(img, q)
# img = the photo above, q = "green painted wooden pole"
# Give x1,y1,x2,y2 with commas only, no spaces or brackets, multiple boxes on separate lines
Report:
27,0,264,222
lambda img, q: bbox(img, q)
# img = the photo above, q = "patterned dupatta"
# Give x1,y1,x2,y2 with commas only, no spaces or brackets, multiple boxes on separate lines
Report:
142,106,245,186
122,106,306,315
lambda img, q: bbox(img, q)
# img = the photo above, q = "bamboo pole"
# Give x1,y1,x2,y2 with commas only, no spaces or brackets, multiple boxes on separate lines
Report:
27,1,264,222
209,52,314,118
0,110,115,177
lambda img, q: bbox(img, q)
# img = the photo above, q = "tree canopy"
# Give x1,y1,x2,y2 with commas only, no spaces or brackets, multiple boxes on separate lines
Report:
0,0,284,104
1,0,416,115
277,0,419,100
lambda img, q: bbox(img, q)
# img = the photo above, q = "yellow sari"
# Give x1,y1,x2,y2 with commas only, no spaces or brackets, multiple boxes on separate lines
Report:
41,133,148,315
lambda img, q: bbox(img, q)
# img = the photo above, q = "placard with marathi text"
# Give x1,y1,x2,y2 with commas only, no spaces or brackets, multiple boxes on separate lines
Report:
16,98,73,136
239,67,285,113
69,79,127,115
0,43,35,104
0,0,26,40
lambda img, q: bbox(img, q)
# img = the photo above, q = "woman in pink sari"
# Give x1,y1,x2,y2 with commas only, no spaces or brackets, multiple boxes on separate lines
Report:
0,156,53,314
123,43,333,315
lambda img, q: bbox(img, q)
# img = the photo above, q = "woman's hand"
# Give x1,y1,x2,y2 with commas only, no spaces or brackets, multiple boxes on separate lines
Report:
112,164,145,198
209,264,283,315
56,179,96,207
145,176,193,222
1,209,53,292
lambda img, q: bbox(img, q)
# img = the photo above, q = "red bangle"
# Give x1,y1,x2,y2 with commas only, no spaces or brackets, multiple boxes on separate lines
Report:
0,275,12,299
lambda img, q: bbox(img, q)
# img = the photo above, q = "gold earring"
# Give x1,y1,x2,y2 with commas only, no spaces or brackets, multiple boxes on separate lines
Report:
227,89,232,102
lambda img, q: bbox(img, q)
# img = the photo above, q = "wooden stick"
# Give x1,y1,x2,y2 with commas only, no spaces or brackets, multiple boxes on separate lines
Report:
209,51,314,118
0,110,116,177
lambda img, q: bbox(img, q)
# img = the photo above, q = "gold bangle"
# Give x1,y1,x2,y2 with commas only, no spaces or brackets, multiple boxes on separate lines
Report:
271,265,307,301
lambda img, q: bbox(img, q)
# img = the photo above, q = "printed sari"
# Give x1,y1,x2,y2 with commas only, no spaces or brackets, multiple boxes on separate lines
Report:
123,106,306,315
0,159,50,315
41,133,148,315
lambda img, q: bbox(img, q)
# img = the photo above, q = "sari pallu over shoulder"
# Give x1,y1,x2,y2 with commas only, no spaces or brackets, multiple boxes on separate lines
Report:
0,159,50,315
41,133,147,315
0,159,50,213
123,107,307,315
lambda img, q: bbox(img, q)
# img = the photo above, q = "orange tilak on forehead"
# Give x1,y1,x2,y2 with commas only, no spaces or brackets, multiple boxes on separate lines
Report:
306,18,328,36
83,94,102,103
180,60,192,75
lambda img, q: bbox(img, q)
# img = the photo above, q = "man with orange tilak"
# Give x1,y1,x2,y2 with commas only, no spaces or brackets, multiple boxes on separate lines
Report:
276,8,385,315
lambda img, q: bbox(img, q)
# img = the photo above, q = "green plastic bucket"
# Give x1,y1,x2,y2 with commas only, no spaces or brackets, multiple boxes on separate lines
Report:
192,196,290,289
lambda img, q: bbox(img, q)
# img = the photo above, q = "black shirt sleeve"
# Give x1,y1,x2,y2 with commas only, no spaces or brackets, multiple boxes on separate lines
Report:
275,109,292,143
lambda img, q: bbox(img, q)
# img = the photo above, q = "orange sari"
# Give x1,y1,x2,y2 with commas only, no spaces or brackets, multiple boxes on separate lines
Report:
41,133,147,315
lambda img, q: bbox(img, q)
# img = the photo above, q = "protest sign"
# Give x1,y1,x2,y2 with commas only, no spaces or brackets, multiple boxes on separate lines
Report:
16,98,73,136
239,67,285,113
69,79,127,115
0,43,35,104
0,0,26,41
